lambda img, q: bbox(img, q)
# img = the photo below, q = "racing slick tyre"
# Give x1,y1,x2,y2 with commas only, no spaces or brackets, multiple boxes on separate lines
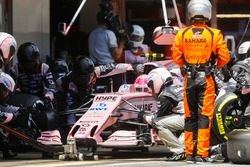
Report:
212,92,243,144
227,129,250,164
6,92,41,108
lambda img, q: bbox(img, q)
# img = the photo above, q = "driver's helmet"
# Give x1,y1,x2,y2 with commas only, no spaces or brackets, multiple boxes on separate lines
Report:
17,42,41,74
128,25,145,53
187,0,212,22
72,56,96,90
237,41,250,61
147,67,172,95
134,74,149,92
0,72,15,101
0,32,17,69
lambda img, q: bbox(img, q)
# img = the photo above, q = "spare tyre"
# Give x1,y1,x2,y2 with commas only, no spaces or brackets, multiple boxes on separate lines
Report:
212,92,244,143
227,129,250,164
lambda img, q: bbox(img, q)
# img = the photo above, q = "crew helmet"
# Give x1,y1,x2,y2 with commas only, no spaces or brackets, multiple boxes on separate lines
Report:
143,62,162,74
72,56,96,94
128,25,145,53
17,42,40,63
230,58,250,87
0,72,15,92
187,0,212,21
0,32,17,68
97,0,114,25
17,42,41,74
237,41,250,61
147,67,172,95
73,56,95,76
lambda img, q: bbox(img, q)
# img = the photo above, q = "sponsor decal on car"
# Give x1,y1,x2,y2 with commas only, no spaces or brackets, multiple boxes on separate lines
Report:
89,102,108,111
95,95,118,102
135,103,153,111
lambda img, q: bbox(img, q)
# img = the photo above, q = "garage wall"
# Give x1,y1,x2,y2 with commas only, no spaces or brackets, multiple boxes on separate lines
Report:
79,0,99,33
12,0,50,62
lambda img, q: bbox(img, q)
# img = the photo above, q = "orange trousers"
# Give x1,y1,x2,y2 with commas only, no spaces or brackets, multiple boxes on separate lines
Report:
183,74,215,157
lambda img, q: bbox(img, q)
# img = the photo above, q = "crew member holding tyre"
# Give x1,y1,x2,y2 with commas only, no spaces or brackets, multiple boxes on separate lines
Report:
172,0,230,164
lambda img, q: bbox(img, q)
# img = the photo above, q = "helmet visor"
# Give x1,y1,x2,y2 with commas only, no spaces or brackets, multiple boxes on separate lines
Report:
0,84,10,101
237,53,247,61
22,59,40,74
129,34,144,42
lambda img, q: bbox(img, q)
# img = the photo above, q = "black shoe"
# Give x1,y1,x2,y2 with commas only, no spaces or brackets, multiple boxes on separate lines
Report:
210,144,222,155
196,155,215,164
186,154,195,164
223,157,230,163
166,152,186,161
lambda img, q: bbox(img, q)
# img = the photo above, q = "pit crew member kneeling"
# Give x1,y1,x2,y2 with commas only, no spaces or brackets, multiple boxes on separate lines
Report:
144,67,185,161
0,72,28,158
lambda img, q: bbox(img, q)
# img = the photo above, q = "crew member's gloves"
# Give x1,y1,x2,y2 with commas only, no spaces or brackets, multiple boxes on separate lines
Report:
16,106,38,117
0,112,13,124
143,113,157,128
44,92,54,109
132,63,144,75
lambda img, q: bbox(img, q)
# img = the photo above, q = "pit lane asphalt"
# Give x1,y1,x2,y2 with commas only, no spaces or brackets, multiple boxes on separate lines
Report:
0,155,248,167
0,146,248,167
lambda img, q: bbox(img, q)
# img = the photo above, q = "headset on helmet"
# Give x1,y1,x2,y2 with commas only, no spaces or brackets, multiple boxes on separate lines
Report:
237,41,250,61
0,32,17,68
147,68,172,95
0,72,15,92
128,25,145,53
187,0,212,21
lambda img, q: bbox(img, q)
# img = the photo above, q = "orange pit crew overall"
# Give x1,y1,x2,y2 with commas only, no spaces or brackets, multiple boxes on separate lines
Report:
172,23,230,158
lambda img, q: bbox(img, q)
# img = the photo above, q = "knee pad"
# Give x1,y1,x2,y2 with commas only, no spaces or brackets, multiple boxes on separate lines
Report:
185,117,197,131
199,115,209,129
